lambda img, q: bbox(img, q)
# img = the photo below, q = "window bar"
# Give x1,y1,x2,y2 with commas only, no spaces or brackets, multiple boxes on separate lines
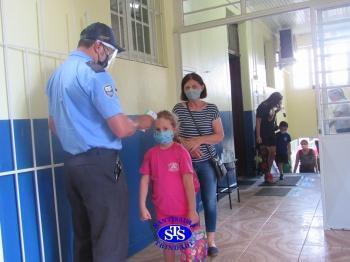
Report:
116,0,123,50
183,1,241,16
22,50,47,262
131,1,140,60
241,0,246,15
140,0,147,63
49,57,63,262
151,0,158,65
158,0,165,65
0,0,26,259
124,0,133,61
318,10,330,134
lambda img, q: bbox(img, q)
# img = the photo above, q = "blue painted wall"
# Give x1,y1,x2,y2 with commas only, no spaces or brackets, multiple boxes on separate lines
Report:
0,112,234,260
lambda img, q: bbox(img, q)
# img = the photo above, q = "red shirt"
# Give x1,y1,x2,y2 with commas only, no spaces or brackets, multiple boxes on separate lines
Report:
139,142,194,218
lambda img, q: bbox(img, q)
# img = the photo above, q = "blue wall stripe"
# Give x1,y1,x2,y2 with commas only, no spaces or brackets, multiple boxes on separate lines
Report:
34,119,51,167
14,120,33,170
37,169,59,261
0,112,235,260
0,175,22,262
54,167,73,262
19,172,41,262
0,120,14,172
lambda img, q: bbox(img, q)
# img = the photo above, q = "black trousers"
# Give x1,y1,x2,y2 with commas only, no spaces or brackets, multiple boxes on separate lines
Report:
64,148,128,262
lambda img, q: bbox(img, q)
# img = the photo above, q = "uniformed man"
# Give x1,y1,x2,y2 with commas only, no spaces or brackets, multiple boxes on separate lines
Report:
46,22,153,262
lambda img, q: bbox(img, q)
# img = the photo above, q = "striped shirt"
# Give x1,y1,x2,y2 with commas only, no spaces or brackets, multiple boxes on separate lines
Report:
172,102,220,162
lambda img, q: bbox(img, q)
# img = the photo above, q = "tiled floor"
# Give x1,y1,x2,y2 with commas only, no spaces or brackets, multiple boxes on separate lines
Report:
128,174,350,261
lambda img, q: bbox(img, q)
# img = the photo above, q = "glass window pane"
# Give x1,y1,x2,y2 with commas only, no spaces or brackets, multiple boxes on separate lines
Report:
131,0,142,21
142,7,149,24
111,0,118,12
144,26,151,54
132,21,138,51
137,23,145,52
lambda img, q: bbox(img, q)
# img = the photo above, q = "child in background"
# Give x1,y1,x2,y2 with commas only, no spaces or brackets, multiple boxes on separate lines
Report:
139,110,200,262
275,121,291,180
293,139,318,173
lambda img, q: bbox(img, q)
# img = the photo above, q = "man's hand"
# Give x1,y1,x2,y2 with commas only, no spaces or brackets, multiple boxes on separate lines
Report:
135,115,154,130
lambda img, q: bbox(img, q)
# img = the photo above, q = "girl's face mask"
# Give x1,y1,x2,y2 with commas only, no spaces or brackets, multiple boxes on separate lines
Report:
153,130,174,145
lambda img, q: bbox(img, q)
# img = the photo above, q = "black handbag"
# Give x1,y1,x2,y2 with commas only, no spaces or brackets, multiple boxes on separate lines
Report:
185,103,227,179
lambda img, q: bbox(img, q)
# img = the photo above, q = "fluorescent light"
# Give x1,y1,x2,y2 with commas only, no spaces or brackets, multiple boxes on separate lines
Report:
130,2,140,9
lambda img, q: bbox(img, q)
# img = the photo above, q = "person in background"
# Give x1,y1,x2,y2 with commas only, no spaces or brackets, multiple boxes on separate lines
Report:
255,92,283,183
139,110,199,262
328,88,350,133
293,139,318,173
275,121,291,180
46,22,153,262
172,73,224,257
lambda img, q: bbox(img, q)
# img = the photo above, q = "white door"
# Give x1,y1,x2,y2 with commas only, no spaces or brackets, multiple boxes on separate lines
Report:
312,4,350,229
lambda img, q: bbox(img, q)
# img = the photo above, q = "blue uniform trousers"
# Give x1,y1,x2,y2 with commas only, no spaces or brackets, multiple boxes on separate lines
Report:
64,148,128,262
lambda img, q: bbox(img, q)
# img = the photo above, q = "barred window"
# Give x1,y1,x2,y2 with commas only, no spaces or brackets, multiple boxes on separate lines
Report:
110,0,164,65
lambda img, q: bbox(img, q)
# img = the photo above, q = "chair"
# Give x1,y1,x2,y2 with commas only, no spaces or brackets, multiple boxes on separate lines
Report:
216,162,240,209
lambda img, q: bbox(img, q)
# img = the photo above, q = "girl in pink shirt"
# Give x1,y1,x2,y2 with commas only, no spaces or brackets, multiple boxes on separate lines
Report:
139,110,199,261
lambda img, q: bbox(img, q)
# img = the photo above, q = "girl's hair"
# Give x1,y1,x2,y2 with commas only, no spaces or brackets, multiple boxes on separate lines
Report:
264,92,283,108
156,110,178,129
156,110,179,142
180,73,207,101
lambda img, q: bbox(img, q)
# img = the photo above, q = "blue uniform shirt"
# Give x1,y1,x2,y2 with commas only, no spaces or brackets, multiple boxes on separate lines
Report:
276,131,291,155
46,50,123,154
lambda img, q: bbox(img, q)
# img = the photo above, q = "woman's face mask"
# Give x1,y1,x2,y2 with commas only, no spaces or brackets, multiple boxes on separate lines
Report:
153,130,174,145
185,88,202,101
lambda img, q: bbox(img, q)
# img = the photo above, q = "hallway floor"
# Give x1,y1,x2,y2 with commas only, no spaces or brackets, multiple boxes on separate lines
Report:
128,174,350,261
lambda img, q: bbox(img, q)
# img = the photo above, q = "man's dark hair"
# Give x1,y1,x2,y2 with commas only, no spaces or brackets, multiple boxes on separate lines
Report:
279,121,288,128
78,39,96,48
180,73,207,101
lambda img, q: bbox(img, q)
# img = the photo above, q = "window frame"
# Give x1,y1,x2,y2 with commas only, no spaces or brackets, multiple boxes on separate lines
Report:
110,0,164,65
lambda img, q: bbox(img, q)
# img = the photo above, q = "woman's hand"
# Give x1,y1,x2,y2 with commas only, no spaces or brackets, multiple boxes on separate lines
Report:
187,210,200,225
190,148,202,159
182,137,202,152
140,207,152,221
256,136,262,144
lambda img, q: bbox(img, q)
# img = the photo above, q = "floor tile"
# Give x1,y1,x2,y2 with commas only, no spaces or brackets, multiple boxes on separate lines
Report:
299,245,350,261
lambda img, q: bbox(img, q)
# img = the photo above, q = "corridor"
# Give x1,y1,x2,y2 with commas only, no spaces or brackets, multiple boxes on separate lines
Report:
129,174,350,261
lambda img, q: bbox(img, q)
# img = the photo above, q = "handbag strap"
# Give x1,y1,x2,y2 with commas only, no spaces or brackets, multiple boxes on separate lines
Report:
185,103,215,159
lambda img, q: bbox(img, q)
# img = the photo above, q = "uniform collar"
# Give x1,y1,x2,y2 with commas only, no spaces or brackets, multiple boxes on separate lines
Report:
70,50,93,61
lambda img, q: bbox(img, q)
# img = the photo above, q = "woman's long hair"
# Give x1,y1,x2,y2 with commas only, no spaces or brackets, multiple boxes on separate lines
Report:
264,92,283,108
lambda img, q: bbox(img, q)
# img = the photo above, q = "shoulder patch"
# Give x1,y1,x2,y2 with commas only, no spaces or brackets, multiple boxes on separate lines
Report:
86,61,105,73
104,85,114,97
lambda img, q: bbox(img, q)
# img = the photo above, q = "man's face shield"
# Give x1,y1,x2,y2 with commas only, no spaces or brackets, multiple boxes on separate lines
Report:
97,40,118,69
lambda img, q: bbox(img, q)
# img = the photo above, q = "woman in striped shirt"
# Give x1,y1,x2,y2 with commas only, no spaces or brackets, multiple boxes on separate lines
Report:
173,73,224,257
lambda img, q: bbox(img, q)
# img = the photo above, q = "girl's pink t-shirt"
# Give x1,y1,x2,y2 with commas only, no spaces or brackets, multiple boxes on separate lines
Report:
139,142,194,219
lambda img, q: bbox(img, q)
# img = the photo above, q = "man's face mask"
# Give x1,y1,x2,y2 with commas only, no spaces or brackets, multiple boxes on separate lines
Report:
153,130,174,145
97,41,117,69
